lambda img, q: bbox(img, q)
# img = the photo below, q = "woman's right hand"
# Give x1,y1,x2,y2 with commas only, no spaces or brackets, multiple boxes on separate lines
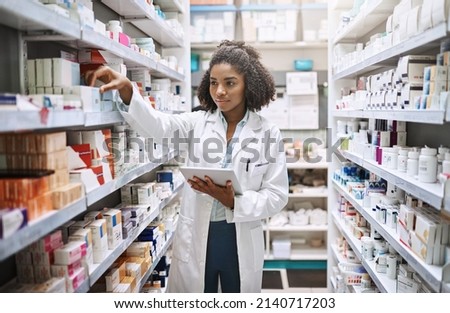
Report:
85,66,133,105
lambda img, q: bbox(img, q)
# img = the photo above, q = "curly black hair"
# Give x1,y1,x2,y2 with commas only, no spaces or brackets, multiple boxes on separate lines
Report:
197,40,276,113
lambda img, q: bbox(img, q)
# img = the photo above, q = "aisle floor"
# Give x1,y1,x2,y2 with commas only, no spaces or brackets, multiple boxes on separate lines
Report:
261,269,328,293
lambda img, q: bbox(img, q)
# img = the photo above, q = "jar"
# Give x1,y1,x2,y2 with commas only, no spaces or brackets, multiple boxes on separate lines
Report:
437,146,449,175
443,152,450,174
361,273,371,289
361,236,374,260
386,254,397,279
407,150,419,178
397,149,409,172
418,147,437,183
107,20,122,33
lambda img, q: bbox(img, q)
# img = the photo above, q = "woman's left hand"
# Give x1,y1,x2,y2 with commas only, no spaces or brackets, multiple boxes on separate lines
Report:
188,176,235,209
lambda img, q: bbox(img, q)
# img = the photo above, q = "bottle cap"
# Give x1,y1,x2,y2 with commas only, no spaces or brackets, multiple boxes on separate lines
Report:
421,147,437,156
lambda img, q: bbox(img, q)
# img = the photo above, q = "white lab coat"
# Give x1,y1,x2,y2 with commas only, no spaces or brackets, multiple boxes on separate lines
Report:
119,91,289,292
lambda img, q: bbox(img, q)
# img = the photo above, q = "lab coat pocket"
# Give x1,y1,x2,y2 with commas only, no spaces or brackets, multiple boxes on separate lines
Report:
172,214,194,263
250,225,264,270
251,162,269,176
249,163,269,190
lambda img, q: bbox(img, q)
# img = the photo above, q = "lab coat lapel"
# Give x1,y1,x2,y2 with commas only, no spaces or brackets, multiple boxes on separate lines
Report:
232,111,261,161
206,110,226,143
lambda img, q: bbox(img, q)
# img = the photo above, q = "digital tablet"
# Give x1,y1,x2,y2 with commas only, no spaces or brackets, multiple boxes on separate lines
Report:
179,166,243,195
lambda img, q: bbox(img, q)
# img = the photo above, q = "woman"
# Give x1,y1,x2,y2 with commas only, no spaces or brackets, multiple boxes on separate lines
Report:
87,40,288,293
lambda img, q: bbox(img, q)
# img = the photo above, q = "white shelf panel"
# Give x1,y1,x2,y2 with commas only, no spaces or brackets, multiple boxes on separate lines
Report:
191,41,327,50
331,211,363,260
0,0,80,38
89,182,183,287
332,110,446,125
154,0,184,13
0,197,86,261
101,0,183,47
86,150,177,206
340,150,444,210
288,191,328,198
333,0,396,44
287,161,328,169
75,279,90,293
333,23,447,80
0,110,85,133
265,224,328,232
154,63,185,82
84,111,124,127
362,256,397,293
130,19,183,48
88,205,160,285
330,244,346,264
333,180,443,292
332,210,393,293
265,247,327,261
79,29,158,70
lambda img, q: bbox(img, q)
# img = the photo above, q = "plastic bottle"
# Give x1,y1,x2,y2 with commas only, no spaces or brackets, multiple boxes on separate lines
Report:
437,146,449,175
418,146,437,183
443,152,450,174
397,149,409,172
407,149,419,178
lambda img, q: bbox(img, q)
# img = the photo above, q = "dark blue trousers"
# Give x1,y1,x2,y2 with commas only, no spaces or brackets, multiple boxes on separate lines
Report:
204,220,240,293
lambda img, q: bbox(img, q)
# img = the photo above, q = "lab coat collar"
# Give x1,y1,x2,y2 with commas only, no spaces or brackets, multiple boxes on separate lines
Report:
205,110,263,159
205,109,262,131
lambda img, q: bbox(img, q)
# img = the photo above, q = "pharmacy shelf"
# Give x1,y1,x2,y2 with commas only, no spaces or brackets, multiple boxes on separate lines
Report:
154,0,184,13
155,63,185,82
330,244,346,264
0,197,86,261
84,111,124,127
332,110,446,125
265,246,327,261
240,4,299,11
332,210,394,292
88,205,159,286
443,283,450,293
333,0,396,44
340,150,444,210
287,161,328,169
333,23,447,80
101,0,183,47
139,233,174,290
86,150,177,206
264,224,328,232
191,41,327,50
288,191,328,198
0,0,80,39
333,180,443,292
0,110,85,133
190,5,237,12
75,279,90,293
80,28,157,69
331,211,362,260
79,28,160,73
89,182,183,287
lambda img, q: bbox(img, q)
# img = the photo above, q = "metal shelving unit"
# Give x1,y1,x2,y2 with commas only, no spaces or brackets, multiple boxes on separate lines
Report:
332,0,396,44
333,23,447,80
332,110,446,125
86,150,177,206
0,0,190,294
340,150,444,210
0,197,86,261
101,0,183,47
333,180,444,292
0,0,80,38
